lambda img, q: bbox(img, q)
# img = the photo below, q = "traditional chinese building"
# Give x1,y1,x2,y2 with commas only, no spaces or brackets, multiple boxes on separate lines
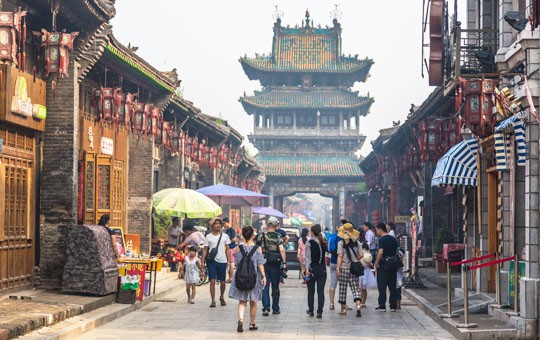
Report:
240,11,373,227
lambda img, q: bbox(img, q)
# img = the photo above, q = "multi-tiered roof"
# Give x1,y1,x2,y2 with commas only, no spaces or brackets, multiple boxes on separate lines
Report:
240,11,373,178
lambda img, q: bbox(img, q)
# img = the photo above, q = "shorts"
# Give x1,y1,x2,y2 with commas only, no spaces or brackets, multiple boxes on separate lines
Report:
329,263,338,289
208,261,227,281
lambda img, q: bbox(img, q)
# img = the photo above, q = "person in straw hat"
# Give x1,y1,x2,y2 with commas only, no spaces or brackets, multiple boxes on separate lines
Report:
336,223,363,317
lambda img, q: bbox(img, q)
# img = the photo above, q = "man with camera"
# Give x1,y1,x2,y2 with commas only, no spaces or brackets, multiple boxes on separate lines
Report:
256,216,287,316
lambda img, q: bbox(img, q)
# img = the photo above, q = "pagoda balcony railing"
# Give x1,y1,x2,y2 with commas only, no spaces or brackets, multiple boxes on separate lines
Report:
253,126,361,137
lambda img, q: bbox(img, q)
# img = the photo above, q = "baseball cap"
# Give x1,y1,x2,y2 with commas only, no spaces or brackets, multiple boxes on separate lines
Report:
268,216,279,226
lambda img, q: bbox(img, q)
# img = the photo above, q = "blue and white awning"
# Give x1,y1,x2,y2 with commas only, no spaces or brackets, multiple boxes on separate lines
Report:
494,112,525,131
431,138,479,187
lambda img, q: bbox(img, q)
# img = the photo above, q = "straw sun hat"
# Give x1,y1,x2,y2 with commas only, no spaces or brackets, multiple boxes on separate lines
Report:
337,223,360,242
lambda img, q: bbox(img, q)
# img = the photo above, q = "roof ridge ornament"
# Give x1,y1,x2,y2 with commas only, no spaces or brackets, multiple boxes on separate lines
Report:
272,5,284,25
330,4,342,23
305,9,311,28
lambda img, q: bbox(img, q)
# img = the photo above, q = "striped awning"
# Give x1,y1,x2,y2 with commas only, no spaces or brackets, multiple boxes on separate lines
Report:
494,111,526,131
431,139,479,187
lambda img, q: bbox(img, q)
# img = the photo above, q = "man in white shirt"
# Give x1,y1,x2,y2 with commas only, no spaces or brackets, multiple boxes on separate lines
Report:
202,218,231,307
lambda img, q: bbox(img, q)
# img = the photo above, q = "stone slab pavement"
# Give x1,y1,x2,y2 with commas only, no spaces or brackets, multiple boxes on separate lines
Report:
73,271,456,340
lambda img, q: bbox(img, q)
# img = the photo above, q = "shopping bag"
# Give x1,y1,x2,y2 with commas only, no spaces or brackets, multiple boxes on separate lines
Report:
363,269,377,290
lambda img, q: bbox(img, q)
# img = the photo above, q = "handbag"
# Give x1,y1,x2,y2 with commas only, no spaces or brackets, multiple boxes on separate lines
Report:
206,232,223,263
345,242,364,277
263,233,281,265
384,254,404,271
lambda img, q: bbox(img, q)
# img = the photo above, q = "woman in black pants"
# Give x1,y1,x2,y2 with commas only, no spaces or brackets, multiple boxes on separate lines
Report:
304,224,327,318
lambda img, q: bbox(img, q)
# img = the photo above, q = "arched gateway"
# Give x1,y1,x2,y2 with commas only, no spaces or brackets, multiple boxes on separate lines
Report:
239,11,373,228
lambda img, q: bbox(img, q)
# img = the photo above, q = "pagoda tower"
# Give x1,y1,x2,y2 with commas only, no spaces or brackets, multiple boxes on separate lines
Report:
239,11,374,227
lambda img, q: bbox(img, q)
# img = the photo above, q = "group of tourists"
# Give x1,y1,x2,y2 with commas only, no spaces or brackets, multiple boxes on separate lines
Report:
168,216,404,332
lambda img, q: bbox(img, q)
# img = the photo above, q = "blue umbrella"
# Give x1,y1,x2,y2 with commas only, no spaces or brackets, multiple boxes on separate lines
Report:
252,206,288,218
196,184,268,206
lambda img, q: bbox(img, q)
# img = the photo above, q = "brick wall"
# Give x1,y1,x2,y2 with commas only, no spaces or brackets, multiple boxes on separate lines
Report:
127,136,154,254
39,62,80,289
158,153,182,190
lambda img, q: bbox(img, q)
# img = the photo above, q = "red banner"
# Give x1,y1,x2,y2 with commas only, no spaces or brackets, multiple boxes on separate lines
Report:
125,263,146,301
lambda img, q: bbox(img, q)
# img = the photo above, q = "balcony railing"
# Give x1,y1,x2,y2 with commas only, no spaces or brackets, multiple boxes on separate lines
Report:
253,126,361,137
453,25,499,79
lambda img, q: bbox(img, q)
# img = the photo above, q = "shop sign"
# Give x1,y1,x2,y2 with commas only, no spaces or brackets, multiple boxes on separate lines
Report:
508,260,525,308
394,215,410,223
11,76,47,120
100,137,113,155
123,263,146,301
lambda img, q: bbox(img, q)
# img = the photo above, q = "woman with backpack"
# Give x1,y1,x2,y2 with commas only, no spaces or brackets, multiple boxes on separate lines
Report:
336,223,363,317
228,226,266,333
304,224,327,318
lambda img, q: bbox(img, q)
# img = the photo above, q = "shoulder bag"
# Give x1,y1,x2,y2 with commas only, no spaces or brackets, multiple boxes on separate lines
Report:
206,232,223,263
345,241,364,277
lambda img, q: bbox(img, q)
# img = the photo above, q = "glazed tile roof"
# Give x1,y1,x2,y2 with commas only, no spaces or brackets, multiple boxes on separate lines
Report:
257,155,363,177
241,55,373,75
240,87,373,112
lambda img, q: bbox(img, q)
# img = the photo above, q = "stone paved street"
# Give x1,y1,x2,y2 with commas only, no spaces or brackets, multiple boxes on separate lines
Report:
76,271,455,339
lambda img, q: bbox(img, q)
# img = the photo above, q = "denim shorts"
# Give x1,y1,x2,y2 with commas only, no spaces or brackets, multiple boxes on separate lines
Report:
329,263,338,289
208,261,227,281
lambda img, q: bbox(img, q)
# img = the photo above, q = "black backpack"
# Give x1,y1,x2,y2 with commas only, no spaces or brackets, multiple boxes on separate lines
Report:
235,244,259,291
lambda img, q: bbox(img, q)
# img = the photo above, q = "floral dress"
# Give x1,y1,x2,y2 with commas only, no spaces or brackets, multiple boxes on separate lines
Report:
183,256,200,284
297,238,307,266
228,244,266,302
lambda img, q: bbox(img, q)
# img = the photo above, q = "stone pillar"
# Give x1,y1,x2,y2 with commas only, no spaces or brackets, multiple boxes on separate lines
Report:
39,62,80,289
338,187,345,220
127,137,154,255
268,185,275,208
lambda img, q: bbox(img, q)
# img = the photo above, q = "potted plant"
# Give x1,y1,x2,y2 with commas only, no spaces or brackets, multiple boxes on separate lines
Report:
433,228,455,273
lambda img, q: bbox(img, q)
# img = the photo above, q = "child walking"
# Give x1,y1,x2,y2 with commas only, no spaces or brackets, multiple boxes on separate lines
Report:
181,246,202,304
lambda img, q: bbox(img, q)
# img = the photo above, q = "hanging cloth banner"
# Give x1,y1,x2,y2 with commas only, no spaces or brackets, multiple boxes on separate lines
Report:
494,112,527,171
524,76,540,124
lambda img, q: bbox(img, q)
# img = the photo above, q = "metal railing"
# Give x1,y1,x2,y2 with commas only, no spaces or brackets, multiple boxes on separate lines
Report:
453,25,499,79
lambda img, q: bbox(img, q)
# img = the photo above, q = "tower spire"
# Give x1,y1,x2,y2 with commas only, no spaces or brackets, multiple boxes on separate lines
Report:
305,9,311,28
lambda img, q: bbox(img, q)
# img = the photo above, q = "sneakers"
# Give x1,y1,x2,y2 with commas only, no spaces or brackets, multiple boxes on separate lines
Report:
272,310,281,315
375,306,386,312
262,310,269,316
306,310,314,317
390,309,397,312
316,312,322,318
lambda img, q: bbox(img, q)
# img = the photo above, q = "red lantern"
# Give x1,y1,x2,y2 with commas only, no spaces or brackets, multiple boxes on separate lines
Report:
95,87,114,122
39,30,79,78
113,88,124,126
132,101,145,133
124,93,134,128
186,137,193,159
143,104,152,136
188,137,197,162
171,128,182,154
149,107,161,140
210,146,218,168
161,121,171,149
218,144,226,163
0,9,26,66
204,145,212,167
459,78,496,136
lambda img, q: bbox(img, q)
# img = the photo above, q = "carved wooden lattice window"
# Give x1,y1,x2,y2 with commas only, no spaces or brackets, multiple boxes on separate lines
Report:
111,160,124,228
97,157,111,211
84,153,96,224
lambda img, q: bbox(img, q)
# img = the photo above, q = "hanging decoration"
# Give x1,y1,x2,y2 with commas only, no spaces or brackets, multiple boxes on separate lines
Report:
0,7,26,68
94,87,114,123
456,78,496,136
149,106,161,140
132,101,145,134
161,121,171,150
113,88,125,126
124,93,134,128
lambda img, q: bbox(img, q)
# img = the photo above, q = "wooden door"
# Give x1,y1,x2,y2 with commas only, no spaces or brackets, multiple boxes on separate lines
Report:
0,127,35,291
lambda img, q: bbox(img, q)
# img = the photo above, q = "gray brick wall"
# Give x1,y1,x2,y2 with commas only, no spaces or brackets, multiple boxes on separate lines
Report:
39,62,80,289
127,136,154,254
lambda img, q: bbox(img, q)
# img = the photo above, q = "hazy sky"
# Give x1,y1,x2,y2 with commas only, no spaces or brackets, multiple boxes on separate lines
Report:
111,1,439,156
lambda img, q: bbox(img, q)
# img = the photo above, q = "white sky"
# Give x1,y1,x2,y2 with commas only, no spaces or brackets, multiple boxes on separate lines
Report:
111,1,442,156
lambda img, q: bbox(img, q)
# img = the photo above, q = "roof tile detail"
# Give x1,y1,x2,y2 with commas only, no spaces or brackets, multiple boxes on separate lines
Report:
240,87,373,110
257,155,363,177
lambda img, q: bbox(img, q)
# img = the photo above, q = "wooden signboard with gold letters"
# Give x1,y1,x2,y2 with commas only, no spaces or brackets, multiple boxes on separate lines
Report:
0,64,47,131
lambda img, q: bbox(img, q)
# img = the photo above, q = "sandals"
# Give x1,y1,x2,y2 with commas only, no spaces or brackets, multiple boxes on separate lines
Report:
220,298,227,306
329,303,335,310
356,308,362,317
237,320,243,333
360,304,366,308
338,310,347,315
210,302,216,308
249,324,258,331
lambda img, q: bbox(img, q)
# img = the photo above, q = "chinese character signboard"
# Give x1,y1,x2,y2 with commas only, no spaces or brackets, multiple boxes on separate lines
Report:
124,262,146,301
508,260,525,308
